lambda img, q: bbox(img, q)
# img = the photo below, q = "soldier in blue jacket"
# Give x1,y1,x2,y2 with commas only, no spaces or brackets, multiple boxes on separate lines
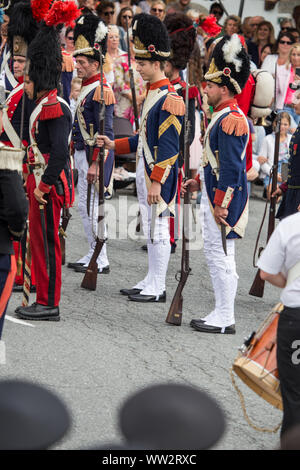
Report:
97,14,185,302
68,15,115,275
183,34,250,334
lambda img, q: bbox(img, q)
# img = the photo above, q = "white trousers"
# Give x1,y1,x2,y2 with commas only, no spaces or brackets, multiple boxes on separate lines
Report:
133,157,171,296
74,149,109,269
199,182,238,328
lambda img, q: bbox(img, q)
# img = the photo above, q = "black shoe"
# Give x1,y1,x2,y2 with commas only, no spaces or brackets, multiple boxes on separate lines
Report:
74,265,110,274
171,244,176,254
190,321,235,334
120,288,142,296
16,303,60,321
67,262,85,269
12,284,36,293
141,245,147,251
190,318,205,326
15,302,38,314
128,291,166,303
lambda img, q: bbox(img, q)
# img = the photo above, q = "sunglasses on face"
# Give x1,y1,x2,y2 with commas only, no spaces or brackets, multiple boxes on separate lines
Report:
67,36,74,40
151,8,164,12
122,15,132,19
104,10,114,16
211,10,222,15
279,40,293,45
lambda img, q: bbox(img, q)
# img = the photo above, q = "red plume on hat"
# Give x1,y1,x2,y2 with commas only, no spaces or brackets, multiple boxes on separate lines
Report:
197,14,221,37
31,0,80,26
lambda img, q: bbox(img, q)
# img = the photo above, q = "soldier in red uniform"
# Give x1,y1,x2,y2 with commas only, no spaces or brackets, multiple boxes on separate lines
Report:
15,3,80,321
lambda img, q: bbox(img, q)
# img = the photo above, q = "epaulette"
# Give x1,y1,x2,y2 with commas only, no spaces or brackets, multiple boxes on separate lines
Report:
39,90,63,121
162,92,185,116
62,51,74,72
221,104,248,136
93,83,116,106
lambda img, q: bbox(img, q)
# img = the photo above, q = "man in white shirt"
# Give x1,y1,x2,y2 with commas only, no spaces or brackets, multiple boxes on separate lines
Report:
258,212,300,440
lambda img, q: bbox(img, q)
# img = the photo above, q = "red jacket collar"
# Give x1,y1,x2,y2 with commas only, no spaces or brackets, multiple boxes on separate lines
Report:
170,77,186,88
82,73,106,87
17,76,24,84
147,78,171,91
36,89,57,105
214,98,238,112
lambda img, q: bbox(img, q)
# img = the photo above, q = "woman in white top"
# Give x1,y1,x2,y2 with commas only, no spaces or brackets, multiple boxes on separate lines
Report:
258,112,292,189
261,31,296,126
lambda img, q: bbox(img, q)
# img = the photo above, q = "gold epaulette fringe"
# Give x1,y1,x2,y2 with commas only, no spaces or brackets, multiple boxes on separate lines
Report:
93,85,116,105
62,52,74,72
162,93,185,116
221,112,248,136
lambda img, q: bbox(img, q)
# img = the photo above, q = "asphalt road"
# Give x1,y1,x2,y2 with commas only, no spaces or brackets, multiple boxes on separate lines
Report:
0,184,283,450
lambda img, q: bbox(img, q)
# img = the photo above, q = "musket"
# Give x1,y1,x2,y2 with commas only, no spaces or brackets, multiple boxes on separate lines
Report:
249,114,281,298
59,205,72,265
126,18,139,132
81,45,106,291
87,123,95,217
166,68,191,326
126,18,141,233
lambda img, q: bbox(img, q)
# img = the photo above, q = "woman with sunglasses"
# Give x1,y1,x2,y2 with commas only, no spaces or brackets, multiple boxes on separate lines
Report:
116,6,134,51
262,31,296,124
150,1,166,21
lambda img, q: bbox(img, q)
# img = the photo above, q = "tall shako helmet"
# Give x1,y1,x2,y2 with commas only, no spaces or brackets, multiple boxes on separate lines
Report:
132,13,170,62
26,0,80,96
164,13,196,70
205,34,250,95
73,14,108,63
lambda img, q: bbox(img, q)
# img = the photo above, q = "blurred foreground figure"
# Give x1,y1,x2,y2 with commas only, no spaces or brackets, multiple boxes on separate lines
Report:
119,383,226,449
0,380,70,449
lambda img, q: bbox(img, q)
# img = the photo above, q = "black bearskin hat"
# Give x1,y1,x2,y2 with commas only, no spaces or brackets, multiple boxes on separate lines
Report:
164,13,196,70
205,34,250,95
5,0,28,17
27,24,62,94
7,2,39,57
132,13,170,62
73,14,108,63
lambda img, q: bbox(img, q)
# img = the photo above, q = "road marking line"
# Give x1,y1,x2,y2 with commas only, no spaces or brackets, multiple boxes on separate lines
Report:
5,315,35,328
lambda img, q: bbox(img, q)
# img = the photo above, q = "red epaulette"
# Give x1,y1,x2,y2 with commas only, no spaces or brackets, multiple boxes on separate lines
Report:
39,90,63,121
221,102,248,136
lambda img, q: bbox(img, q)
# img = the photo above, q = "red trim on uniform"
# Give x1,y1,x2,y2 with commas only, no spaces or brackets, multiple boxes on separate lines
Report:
0,255,16,319
214,98,238,113
92,147,99,161
39,89,63,121
38,181,51,193
148,78,172,91
23,163,29,174
150,165,164,183
82,73,107,87
214,189,226,206
195,174,201,185
115,137,130,155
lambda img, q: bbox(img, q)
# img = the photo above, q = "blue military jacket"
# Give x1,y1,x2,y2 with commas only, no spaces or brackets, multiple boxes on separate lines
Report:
115,78,185,216
72,74,115,191
203,99,249,239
